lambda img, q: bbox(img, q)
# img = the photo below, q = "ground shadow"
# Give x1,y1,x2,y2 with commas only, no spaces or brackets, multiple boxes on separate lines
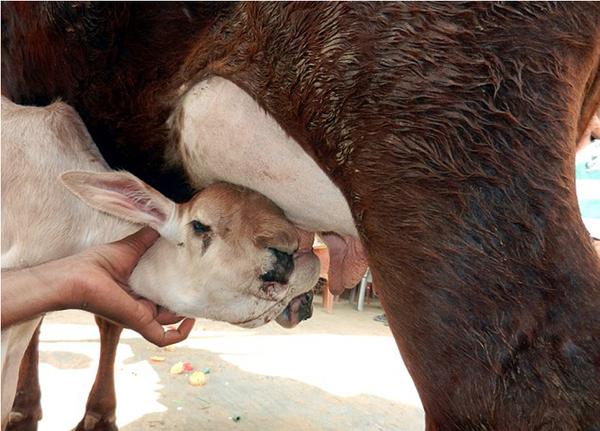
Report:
116,339,424,431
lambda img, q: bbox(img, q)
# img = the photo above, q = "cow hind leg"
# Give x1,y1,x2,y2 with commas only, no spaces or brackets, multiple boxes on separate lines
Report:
7,322,43,431
74,316,122,431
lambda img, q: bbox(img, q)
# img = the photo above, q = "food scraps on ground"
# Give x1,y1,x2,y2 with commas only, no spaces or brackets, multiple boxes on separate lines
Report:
149,356,166,362
189,371,207,386
170,362,184,374
170,361,195,375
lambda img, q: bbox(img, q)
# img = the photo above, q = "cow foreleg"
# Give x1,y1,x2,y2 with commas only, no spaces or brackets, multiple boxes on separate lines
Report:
74,316,122,431
7,321,43,431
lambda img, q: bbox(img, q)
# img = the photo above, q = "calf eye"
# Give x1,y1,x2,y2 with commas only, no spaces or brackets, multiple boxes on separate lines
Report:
191,220,210,234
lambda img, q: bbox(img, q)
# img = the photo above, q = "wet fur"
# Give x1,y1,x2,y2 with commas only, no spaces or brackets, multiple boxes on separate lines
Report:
3,2,600,429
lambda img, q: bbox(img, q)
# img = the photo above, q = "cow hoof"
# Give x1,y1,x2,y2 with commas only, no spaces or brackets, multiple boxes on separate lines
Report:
73,411,117,431
6,409,41,431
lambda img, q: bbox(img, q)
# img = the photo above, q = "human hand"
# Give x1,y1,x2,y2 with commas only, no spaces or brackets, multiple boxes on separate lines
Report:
52,227,195,346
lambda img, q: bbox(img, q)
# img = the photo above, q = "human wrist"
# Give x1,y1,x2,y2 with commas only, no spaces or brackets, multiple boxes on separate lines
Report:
27,258,81,312
1,263,66,328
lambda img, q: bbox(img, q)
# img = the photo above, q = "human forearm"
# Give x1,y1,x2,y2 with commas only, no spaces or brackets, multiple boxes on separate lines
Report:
1,262,72,328
1,229,194,346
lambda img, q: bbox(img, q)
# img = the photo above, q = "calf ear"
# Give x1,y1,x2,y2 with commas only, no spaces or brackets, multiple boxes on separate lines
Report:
60,170,176,233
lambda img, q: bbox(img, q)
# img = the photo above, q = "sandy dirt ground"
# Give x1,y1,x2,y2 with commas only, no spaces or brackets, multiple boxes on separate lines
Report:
35,297,424,431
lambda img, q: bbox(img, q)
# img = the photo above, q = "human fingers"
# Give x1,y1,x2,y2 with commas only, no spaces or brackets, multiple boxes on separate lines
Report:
127,299,185,326
106,227,159,276
155,306,188,325
117,227,159,254
124,300,195,346
138,317,196,347
115,226,159,259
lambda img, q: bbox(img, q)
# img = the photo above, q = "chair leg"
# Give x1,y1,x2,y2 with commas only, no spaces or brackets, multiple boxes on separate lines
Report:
322,279,334,313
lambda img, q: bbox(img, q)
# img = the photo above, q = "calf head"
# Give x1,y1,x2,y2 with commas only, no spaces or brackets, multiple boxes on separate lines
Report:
61,171,320,328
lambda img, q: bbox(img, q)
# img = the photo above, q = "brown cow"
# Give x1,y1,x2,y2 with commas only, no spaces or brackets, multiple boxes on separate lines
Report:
2,3,600,430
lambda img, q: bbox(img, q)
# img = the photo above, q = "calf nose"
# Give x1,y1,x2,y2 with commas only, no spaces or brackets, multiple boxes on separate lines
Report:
260,248,295,284
298,291,314,321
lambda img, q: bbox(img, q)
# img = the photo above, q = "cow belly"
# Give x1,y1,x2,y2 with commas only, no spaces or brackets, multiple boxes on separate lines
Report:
176,76,357,237
176,77,368,291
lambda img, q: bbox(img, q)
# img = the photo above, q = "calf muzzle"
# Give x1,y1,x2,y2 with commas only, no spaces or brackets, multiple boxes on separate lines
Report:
275,290,314,328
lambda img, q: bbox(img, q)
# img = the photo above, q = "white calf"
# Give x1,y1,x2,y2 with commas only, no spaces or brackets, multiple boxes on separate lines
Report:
1,97,319,426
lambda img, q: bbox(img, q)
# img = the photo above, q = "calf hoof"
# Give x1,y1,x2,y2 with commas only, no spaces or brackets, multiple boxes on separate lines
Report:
6,408,42,431
73,412,118,431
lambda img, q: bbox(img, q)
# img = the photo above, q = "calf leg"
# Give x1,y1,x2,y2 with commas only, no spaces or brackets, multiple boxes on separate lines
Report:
74,316,122,431
7,322,43,431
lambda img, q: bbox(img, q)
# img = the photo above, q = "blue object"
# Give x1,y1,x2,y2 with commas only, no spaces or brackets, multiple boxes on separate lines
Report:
576,140,600,238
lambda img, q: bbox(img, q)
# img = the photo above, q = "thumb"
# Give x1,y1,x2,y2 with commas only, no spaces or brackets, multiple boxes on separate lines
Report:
114,227,159,260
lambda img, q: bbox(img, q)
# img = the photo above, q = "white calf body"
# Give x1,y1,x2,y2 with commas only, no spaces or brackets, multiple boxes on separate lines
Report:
1,99,133,426
1,97,319,425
